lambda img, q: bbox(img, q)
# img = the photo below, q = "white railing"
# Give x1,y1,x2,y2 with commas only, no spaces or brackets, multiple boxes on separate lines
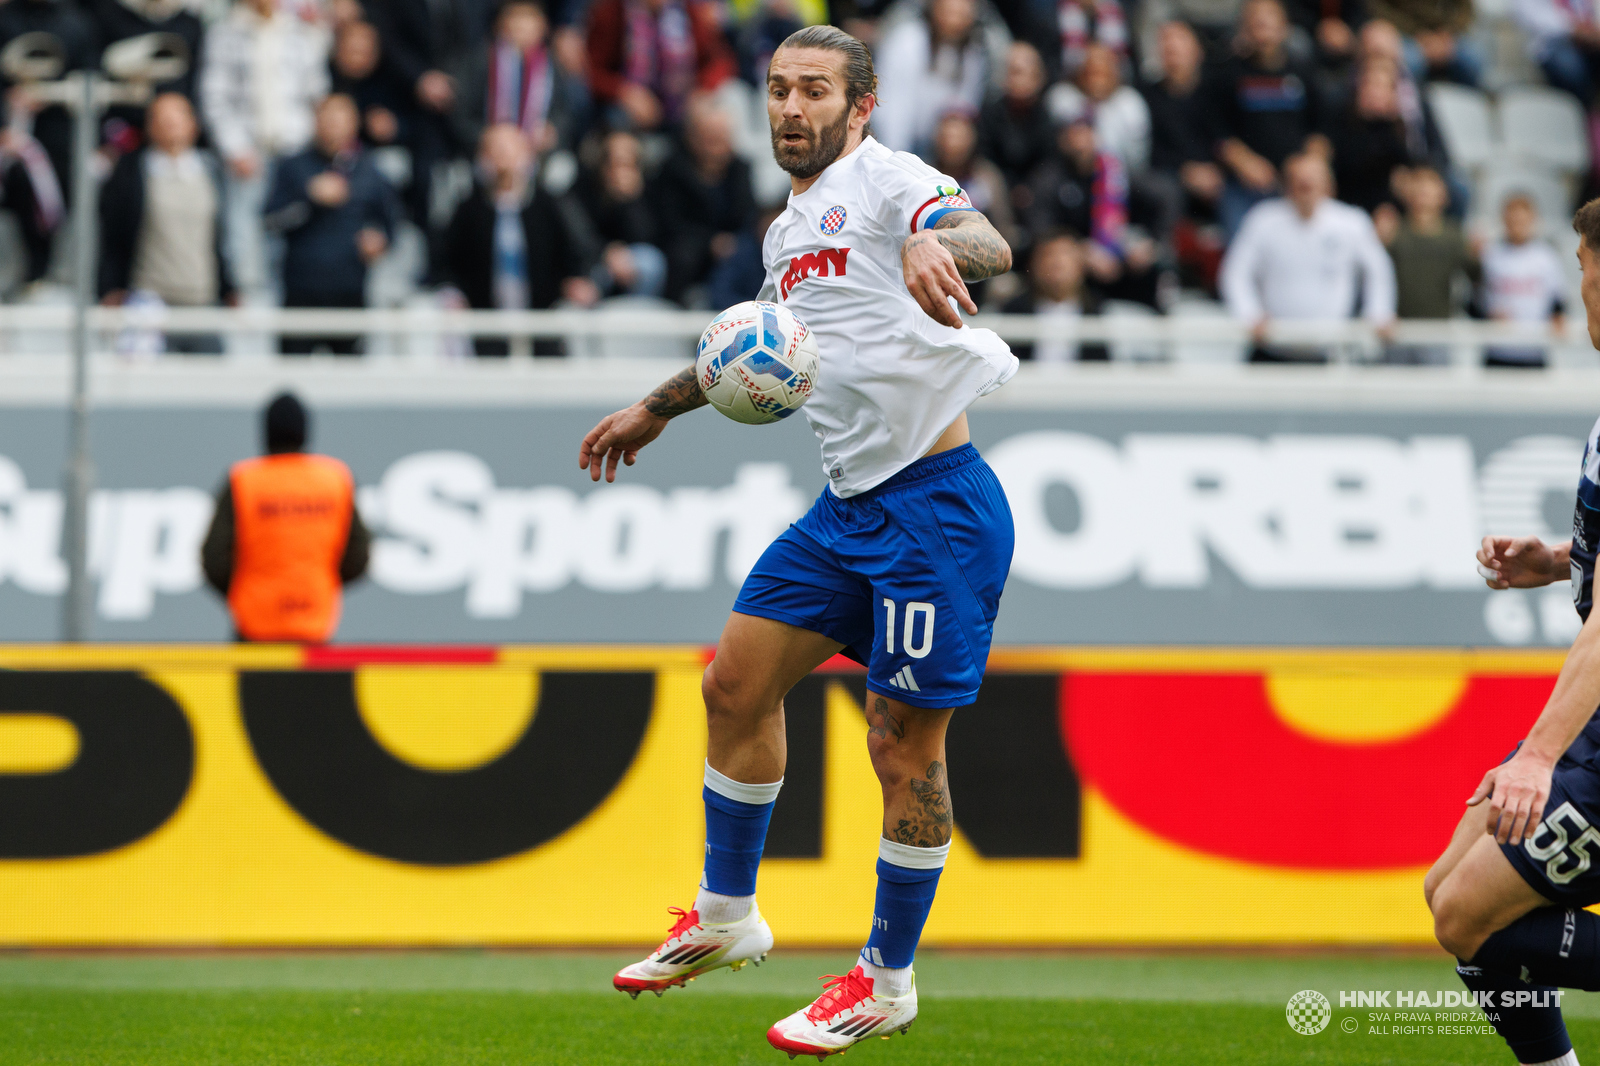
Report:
0,305,1588,367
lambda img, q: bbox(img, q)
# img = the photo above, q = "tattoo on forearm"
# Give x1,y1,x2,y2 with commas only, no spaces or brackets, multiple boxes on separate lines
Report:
891,759,953,847
642,366,708,419
929,213,1013,281
868,696,905,743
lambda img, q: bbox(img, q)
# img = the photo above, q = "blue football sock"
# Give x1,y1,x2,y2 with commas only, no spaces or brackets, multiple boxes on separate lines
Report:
1475,908,1600,991
1457,960,1572,1064
700,761,781,898
860,838,949,970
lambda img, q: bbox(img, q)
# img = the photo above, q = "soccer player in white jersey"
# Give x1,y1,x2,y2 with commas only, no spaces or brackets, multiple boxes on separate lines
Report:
579,25,1017,1059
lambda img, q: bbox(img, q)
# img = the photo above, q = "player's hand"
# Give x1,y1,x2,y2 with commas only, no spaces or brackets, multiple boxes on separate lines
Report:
902,231,975,329
579,403,668,483
1469,755,1553,846
1476,535,1557,589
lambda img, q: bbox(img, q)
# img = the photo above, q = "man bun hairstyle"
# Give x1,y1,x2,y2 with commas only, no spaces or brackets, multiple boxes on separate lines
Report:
1576,198,1600,253
777,25,878,113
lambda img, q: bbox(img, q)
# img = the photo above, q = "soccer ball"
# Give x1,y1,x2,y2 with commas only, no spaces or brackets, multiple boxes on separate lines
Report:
695,301,819,425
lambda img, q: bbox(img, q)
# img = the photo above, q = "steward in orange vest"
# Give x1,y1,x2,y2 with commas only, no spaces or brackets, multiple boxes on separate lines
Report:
200,393,370,642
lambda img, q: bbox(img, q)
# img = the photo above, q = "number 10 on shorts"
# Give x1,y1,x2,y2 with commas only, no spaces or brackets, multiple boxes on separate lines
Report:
883,599,936,658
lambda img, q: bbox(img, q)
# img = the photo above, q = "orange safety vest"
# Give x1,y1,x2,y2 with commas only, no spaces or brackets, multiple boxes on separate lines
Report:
228,453,355,643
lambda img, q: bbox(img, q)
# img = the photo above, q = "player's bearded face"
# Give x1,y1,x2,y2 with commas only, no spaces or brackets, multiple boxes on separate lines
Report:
771,98,852,179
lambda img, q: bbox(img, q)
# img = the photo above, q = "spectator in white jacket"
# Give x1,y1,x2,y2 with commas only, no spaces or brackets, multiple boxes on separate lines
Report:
200,0,330,295
1221,152,1396,363
873,0,1005,157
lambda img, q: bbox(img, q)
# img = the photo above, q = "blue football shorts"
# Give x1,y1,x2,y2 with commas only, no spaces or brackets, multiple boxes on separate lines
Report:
732,442,1014,709
1502,727,1600,907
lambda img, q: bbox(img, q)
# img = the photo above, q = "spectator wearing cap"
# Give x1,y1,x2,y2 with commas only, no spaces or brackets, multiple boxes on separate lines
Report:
1220,152,1395,362
655,96,756,304
200,0,330,296
585,0,734,131
263,93,403,354
979,41,1055,191
451,0,585,157
873,0,1001,156
1210,0,1330,238
1002,231,1108,361
98,93,234,352
443,123,599,354
201,392,371,643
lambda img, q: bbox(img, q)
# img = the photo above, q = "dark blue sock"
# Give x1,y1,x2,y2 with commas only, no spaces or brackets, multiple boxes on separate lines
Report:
1475,907,1600,991
700,764,779,897
1456,960,1572,1063
861,840,948,969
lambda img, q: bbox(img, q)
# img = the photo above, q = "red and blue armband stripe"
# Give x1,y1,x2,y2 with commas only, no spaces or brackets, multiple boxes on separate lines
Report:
910,191,978,232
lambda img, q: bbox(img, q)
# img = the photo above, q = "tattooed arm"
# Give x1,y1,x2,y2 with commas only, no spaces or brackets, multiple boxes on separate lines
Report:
578,365,708,482
901,212,1013,329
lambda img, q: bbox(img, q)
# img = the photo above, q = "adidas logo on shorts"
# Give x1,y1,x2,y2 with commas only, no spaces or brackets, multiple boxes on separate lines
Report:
887,666,920,692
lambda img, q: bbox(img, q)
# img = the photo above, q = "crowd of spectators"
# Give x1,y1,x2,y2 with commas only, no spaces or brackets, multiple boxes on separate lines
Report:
0,0,1585,360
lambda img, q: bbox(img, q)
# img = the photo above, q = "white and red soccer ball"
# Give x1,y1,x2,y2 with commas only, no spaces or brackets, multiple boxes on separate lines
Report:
695,301,820,425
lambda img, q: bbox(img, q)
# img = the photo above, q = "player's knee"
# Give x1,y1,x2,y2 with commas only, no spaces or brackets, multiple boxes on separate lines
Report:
701,660,771,728
1430,886,1484,960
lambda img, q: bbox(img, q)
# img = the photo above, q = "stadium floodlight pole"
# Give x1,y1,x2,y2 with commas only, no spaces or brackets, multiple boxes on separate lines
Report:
60,69,97,643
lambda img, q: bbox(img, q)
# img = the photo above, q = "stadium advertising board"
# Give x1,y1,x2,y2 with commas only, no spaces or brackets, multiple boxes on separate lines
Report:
0,645,1557,946
0,403,1589,645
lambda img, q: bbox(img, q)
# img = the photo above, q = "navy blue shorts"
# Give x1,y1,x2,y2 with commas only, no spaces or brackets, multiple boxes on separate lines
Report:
732,443,1014,709
1503,730,1600,907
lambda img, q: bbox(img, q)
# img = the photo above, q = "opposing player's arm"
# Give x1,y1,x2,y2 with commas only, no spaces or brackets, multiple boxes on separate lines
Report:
901,213,1012,330
578,366,708,483
1471,604,1600,845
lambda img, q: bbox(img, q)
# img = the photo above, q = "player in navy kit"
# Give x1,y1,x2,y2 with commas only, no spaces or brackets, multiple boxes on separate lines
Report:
1427,199,1600,1066
580,25,1018,1059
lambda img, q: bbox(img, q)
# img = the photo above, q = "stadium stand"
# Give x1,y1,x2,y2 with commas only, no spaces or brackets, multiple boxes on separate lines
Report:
0,0,1587,366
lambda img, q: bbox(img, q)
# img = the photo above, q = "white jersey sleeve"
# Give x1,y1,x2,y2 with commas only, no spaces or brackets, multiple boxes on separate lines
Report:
861,148,982,237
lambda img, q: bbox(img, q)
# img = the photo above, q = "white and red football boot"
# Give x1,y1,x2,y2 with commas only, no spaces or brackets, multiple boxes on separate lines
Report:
613,902,774,998
766,964,917,1059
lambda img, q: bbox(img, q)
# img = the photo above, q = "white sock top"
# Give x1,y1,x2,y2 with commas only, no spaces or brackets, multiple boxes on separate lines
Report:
879,837,950,870
704,761,783,805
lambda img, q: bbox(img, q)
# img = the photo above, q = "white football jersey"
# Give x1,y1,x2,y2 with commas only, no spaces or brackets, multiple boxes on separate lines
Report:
760,136,1017,497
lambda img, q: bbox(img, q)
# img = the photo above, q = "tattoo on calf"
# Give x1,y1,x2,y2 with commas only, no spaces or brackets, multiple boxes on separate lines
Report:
643,366,708,419
892,759,953,848
868,696,905,743
929,213,1012,281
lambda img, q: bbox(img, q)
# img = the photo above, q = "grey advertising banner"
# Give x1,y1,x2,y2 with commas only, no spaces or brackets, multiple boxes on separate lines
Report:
0,401,1592,645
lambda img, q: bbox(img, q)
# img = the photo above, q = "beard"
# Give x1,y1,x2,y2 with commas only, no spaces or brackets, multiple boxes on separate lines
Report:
770,104,852,179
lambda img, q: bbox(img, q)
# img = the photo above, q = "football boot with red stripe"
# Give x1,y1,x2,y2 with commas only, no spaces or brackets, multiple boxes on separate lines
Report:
613,902,773,998
766,964,916,1059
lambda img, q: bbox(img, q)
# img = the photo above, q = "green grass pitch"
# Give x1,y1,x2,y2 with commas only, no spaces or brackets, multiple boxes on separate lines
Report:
3,950,1598,1064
